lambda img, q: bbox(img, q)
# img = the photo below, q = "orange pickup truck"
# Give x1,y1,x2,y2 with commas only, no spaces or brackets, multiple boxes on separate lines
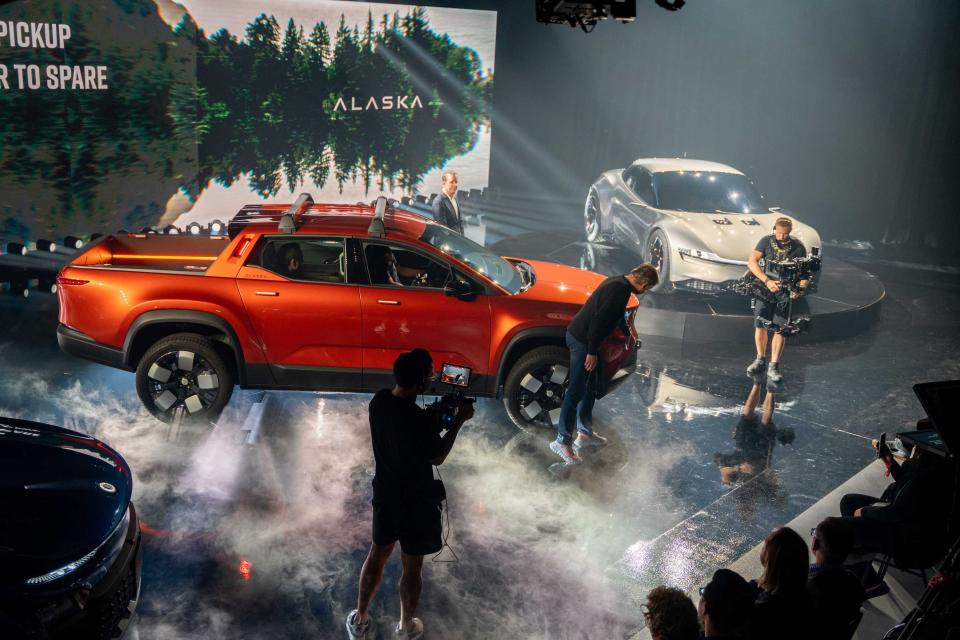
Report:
57,196,639,428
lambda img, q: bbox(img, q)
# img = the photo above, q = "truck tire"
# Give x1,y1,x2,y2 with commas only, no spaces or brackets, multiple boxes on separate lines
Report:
135,333,234,423
502,346,570,430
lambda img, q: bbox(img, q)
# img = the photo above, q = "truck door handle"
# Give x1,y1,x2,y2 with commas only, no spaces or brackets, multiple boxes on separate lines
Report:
377,299,400,305
255,291,279,296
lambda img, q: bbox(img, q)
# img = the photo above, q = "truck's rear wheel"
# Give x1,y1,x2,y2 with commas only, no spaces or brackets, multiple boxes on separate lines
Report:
502,346,570,430
135,333,234,423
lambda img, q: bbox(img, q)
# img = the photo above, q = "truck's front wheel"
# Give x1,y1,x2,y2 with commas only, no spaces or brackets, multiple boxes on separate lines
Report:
135,333,234,423
502,346,570,430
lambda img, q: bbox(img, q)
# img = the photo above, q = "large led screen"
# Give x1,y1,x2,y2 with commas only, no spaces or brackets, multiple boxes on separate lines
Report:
0,0,496,239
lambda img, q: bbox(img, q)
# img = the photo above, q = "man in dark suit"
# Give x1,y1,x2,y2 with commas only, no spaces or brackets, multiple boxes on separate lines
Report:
431,170,463,234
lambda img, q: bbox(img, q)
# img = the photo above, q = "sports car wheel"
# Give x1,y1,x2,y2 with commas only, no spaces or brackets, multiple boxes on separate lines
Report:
135,333,234,423
584,192,602,242
502,346,570,430
645,229,672,293
580,243,597,271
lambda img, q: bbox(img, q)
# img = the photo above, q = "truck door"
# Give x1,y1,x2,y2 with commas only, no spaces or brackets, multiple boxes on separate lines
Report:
236,235,362,390
356,240,491,391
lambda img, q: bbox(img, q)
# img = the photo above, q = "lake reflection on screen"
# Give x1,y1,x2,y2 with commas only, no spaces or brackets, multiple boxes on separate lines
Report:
0,1,496,241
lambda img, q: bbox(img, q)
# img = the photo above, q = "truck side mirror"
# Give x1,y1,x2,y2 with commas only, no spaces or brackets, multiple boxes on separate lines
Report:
444,277,476,301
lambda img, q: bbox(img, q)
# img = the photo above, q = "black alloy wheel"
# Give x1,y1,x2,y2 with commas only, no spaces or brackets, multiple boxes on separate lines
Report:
645,229,672,293
502,346,570,430
135,333,234,423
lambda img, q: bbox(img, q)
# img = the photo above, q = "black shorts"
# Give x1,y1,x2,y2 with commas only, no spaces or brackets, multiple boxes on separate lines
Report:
372,501,442,556
753,296,810,333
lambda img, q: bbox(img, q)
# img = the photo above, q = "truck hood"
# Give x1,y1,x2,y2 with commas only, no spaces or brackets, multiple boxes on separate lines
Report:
506,258,639,309
662,210,820,260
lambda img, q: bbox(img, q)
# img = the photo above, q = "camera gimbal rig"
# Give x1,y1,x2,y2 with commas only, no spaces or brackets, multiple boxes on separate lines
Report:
728,248,822,336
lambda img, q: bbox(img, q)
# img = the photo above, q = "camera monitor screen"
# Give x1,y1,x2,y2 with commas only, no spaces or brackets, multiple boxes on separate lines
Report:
440,363,472,388
912,380,960,456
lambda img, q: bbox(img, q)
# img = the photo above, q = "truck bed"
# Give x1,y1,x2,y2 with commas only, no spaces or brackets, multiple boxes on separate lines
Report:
71,234,231,273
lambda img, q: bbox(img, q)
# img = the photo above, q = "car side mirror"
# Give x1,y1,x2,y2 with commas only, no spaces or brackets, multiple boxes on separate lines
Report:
444,278,477,301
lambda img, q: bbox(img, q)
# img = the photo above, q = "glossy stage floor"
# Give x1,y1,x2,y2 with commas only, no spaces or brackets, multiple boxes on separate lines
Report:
1,253,958,639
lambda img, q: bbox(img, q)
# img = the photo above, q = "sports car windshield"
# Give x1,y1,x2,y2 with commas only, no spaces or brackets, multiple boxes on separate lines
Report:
654,171,766,213
419,224,523,294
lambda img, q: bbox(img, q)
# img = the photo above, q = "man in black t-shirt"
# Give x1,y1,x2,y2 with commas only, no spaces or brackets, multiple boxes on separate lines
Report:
745,217,808,384
346,349,473,640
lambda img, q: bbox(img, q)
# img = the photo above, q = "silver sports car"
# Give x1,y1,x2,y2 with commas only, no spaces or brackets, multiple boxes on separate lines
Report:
585,158,822,293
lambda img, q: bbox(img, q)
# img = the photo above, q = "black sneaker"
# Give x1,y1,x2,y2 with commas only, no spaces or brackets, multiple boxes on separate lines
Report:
767,363,783,384
746,357,767,375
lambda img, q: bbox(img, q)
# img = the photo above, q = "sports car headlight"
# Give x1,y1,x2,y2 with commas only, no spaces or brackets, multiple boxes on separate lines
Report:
25,507,130,585
677,247,745,266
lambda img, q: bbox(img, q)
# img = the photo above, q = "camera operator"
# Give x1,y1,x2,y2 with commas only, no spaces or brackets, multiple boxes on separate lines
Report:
745,217,808,384
346,348,473,640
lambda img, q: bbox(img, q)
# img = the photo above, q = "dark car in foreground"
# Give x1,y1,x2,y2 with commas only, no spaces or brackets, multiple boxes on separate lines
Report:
0,417,142,639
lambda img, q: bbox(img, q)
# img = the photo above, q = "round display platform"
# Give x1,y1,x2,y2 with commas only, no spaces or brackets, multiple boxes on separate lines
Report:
491,232,884,344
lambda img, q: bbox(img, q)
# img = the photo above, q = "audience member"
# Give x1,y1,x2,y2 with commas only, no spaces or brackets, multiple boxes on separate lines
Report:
839,443,950,560
643,586,699,640
698,569,753,639
807,517,866,639
746,527,812,640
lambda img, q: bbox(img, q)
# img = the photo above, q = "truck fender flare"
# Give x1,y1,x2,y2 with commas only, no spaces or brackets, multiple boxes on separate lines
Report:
122,309,246,380
494,326,567,392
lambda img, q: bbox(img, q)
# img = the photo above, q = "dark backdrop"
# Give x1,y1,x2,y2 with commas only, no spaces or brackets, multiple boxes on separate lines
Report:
389,0,960,259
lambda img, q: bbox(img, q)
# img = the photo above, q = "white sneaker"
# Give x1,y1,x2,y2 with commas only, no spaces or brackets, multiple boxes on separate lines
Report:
395,617,424,640
346,610,369,639
550,440,583,465
573,432,608,451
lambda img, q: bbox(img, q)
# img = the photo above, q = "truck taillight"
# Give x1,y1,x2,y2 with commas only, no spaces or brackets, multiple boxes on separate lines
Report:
56,275,89,286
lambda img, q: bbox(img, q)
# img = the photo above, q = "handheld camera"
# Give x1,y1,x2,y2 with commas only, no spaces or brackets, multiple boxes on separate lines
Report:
728,248,822,335
763,247,822,294
428,363,475,428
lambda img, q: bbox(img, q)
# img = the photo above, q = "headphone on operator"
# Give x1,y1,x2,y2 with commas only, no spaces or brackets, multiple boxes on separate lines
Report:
395,348,434,392
772,216,793,233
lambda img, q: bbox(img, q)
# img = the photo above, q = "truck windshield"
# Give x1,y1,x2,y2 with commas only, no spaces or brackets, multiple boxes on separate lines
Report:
419,224,523,294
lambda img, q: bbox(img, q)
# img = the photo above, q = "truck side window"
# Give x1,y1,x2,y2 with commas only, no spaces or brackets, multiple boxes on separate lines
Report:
362,242,451,289
249,237,346,283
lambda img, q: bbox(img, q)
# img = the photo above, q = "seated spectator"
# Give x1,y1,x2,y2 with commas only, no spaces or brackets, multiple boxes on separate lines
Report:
698,569,753,639
366,245,424,286
839,441,951,560
279,242,303,278
746,527,812,640
807,517,866,639
643,586,698,640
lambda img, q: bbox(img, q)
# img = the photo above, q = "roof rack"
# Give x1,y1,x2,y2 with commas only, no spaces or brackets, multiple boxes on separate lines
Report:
367,196,388,238
227,193,314,238
278,193,314,233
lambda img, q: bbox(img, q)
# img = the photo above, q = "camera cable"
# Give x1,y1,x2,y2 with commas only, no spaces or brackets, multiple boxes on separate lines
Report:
431,465,460,564
418,392,460,563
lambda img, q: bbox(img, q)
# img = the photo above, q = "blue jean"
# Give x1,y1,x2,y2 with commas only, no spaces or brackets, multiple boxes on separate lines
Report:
556,331,598,445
